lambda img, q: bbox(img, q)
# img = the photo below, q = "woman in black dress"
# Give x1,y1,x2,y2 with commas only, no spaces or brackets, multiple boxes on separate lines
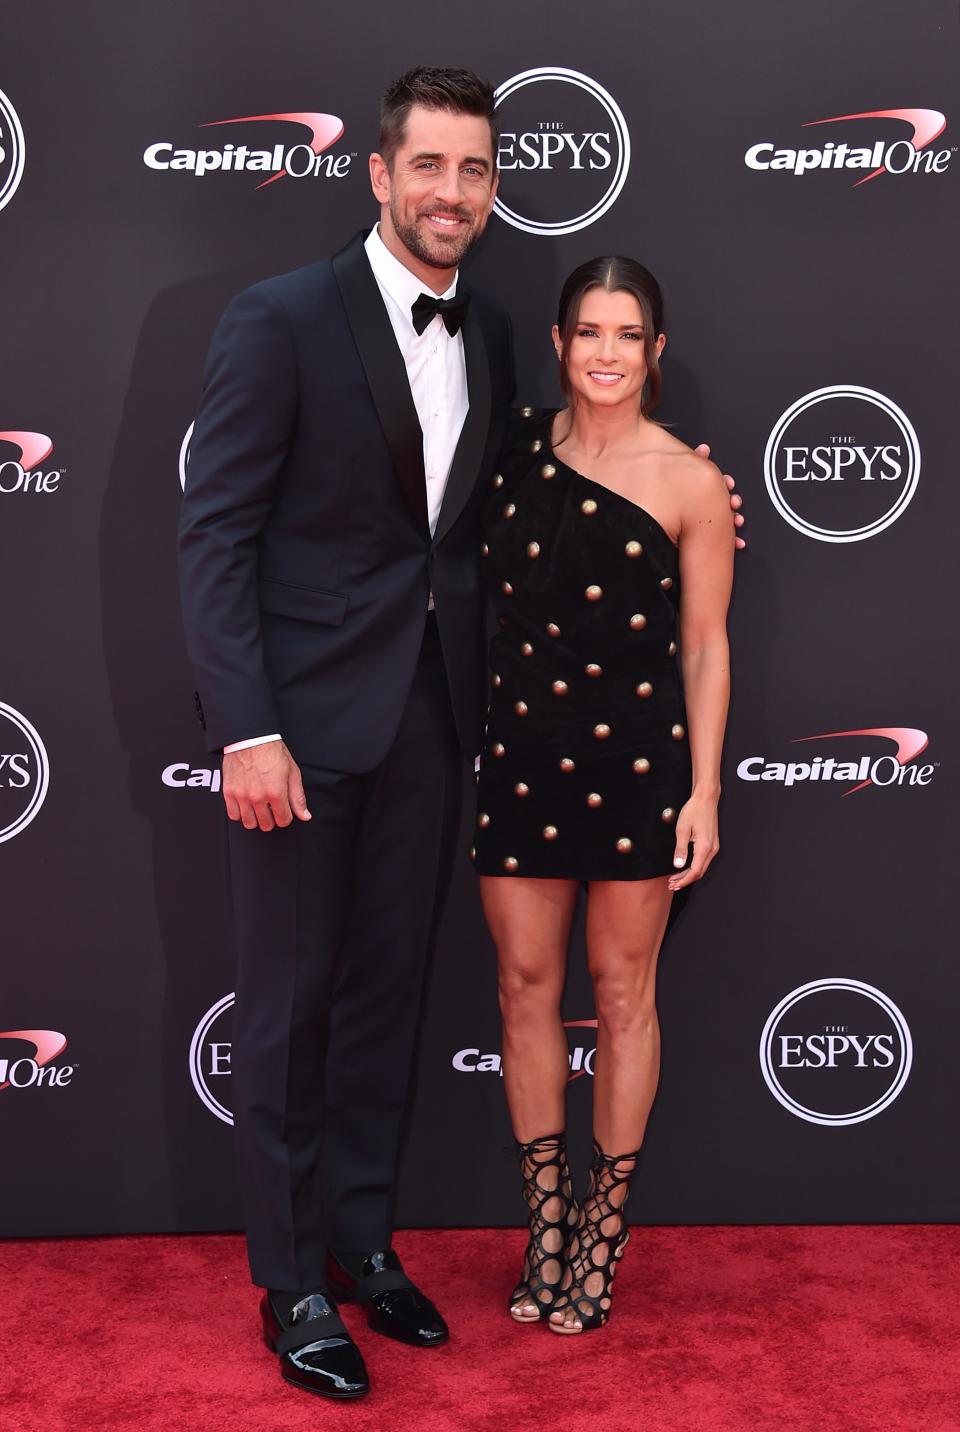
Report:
472,257,735,1334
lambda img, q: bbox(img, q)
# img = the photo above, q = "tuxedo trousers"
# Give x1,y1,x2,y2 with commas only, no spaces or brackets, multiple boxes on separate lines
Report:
225,615,463,1291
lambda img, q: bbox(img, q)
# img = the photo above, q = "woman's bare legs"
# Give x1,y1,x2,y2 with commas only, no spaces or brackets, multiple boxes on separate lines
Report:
550,875,673,1333
480,875,579,1319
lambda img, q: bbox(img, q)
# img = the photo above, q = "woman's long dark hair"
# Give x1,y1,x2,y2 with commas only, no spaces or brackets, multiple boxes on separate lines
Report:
555,256,665,417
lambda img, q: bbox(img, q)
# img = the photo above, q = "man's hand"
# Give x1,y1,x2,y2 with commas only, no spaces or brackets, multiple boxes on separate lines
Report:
222,741,311,831
694,442,746,550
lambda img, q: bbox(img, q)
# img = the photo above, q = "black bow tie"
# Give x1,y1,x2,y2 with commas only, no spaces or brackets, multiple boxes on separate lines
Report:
411,290,470,337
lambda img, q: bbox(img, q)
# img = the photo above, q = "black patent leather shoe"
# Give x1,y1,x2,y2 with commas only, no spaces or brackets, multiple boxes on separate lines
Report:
327,1249,449,1347
260,1290,369,1399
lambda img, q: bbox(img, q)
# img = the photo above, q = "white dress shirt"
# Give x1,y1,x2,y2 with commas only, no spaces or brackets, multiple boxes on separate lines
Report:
223,224,468,755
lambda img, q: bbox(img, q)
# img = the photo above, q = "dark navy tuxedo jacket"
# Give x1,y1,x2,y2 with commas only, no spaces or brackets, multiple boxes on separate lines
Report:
178,231,515,772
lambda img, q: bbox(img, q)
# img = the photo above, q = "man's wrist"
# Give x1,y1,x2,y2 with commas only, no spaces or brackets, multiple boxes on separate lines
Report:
223,733,283,754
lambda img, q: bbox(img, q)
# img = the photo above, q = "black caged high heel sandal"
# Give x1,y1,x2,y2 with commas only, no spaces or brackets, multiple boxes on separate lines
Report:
509,1133,578,1324
548,1140,640,1334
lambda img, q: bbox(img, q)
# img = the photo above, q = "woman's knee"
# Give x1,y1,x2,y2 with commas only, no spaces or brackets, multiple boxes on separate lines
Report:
498,951,563,1023
590,965,658,1039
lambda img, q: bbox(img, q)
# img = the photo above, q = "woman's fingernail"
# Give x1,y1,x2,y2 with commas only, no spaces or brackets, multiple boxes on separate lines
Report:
674,857,685,868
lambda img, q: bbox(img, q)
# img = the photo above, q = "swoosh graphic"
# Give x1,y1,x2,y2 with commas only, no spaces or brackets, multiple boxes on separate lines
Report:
792,727,928,796
803,108,946,187
0,431,54,469
0,1028,67,1091
200,112,344,190
564,1018,598,1081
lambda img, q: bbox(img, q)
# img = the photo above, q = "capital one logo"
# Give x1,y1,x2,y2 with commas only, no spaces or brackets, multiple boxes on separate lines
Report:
493,68,630,236
0,87,25,213
453,1019,598,1080
738,727,936,797
179,421,193,490
764,386,920,543
0,1029,75,1091
0,702,49,843
0,431,63,495
144,112,350,187
189,993,234,1125
760,980,912,1126
745,108,952,185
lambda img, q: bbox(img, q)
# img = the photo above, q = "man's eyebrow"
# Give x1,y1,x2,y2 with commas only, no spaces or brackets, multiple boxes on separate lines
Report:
408,150,491,171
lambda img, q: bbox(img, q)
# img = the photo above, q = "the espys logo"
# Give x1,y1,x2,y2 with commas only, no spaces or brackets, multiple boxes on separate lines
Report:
745,108,953,186
0,702,49,843
760,979,912,1126
190,994,234,1125
493,68,629,236
454,1019,598,1080
0,431,63,495
764,386,919,544
144,112,350,187
0,87,26,213
0,1029,75,1091
738,727,935,796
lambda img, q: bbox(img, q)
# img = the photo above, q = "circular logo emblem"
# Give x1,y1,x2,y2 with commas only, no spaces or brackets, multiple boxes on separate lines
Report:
764,385,920,543
188,992,234,1125
0,702,49,844
493,68,630,236
179,420,194,491
760,978,912,1126
0,88,25,213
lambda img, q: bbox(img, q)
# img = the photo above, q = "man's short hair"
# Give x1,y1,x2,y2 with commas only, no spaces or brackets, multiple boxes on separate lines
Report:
379,66,498,169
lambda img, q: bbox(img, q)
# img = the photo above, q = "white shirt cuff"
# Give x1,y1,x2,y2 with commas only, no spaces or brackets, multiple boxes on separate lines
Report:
223,733,283,753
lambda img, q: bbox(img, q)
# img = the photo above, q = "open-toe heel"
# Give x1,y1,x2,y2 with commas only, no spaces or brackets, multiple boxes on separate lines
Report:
510,1132,577,1324
548,1140,640,1335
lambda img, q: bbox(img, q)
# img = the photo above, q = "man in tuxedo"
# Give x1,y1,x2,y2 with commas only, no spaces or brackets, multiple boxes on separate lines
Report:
179,68,513,1400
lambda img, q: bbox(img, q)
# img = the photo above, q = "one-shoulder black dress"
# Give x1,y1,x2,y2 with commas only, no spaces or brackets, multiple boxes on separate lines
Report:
472,408,692,881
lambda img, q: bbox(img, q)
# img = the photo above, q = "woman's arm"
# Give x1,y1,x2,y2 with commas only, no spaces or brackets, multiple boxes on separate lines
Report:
669,456,736,891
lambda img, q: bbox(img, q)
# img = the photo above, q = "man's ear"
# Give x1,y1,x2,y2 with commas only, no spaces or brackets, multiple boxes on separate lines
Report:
369,151,390,203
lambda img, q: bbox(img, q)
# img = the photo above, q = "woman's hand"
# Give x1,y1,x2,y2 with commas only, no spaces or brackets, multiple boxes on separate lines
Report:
668,794,720,892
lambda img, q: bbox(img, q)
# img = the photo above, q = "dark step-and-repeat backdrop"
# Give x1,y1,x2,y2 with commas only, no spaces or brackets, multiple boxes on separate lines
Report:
2,2,956,1235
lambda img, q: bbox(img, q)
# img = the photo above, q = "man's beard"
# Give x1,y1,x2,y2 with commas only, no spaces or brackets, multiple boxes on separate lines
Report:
391,200,478,270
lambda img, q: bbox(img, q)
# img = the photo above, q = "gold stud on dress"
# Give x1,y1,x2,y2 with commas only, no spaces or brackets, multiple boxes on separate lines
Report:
552,680,569,696
501,581,513,596
520,406,535,418
540,463,557,480
636,681,653,698
468,845,476,860
559,757,576,772
492,743,506,757
514,701,528,716
668,640,677,656
503,502,516,518
481,542,489,557
546,622,561,637
526,541,540,558
629,613,647,630
594,723,611,740
492,473,503,488
672,723,686,740
585,663,603,678
633,757,651,774
586,792,603,808
491,673,502,687
514,782,530,797
581,498,598,515
585,585,603,601
625,541,643,557
521,642,534,657
616,838,633,854
530,439,543,454
543,825,558,841
661,807,677,823
504,856,519,872
660,577,673,590
478,812,490,828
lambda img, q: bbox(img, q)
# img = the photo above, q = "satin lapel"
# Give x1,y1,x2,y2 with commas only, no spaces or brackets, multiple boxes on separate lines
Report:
331,233,428,532
433,299,492,545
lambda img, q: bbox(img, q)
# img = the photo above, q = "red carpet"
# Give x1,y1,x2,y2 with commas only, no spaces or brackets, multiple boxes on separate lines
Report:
1,1226,958,1431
